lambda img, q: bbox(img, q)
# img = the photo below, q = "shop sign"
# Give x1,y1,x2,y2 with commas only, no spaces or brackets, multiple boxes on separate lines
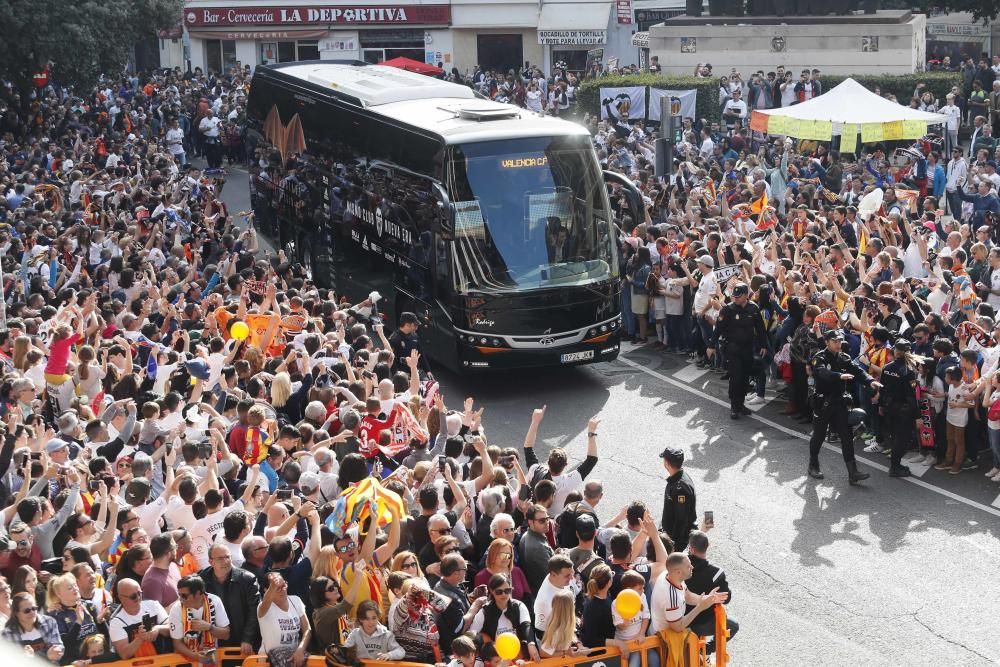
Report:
631,31,649,47
926,22,990,37
617,0,632,24
321,36,358,52
184,5,451,27
538,30,606,45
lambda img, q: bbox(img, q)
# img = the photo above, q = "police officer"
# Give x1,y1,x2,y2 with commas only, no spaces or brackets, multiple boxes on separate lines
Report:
878,339,919,478
808,329,882,484
388,311,433,379
707,282,768,419
659,446,698,552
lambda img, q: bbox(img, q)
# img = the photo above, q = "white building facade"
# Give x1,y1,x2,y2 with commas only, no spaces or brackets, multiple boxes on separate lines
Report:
166,0,687,77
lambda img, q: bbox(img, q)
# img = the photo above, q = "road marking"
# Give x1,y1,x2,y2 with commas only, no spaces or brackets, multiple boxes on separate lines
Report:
617,356,1000,519
674,363,711,383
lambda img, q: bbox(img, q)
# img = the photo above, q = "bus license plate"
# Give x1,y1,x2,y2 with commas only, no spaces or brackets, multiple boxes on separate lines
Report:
561,351,594,363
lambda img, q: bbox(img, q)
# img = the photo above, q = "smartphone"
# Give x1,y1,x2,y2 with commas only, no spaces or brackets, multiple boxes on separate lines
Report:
438,455,447,473
89,480,101,492
276,488,293,501
29,452,41,460
704,510,714,528
472,584,488,600
198,443,213,460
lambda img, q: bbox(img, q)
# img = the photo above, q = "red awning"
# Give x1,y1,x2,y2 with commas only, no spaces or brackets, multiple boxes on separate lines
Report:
380,56,443,76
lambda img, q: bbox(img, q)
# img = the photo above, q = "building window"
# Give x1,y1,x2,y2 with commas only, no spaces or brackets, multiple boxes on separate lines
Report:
276,40,321,62
477,35,523,73
205,40,237,74
360,29,425,63
551,49,589,73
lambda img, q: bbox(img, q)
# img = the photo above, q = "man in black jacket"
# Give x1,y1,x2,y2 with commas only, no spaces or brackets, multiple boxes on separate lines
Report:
707,282,768,420
659,447,697,553
684,531,738,654
200,543,262,657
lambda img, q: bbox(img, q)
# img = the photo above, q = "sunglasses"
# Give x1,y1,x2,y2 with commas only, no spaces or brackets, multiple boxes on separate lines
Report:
16,539,30,547
18,606,37,614
336,542,356,554
123,592,142,601
492,588,513,596
401,561,418,569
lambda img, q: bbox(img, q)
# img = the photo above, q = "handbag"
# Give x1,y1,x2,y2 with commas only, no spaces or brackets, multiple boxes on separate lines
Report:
987,398,1000,422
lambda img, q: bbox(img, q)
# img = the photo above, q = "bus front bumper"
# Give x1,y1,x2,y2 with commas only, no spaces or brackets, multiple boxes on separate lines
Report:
457,331,621,371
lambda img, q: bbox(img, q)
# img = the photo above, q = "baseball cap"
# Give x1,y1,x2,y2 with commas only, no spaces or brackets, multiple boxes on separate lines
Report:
45,438,69,455
659,446,684,467
299,472,320,495
697,255,715,268
732,283,749,297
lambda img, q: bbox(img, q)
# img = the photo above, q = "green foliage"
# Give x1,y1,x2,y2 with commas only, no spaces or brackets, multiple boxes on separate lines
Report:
576,71,963,124
577,74,721,123
0,0,182,94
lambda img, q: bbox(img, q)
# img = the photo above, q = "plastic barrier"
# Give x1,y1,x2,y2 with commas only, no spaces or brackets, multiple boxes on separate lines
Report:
94,607,729,667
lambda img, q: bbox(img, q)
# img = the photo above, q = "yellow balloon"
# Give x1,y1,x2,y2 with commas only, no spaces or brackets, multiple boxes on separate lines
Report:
615,589,642,621
495,633,520,660
231,321,250,341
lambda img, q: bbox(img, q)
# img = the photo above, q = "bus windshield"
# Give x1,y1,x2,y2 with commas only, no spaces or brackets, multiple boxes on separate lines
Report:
446,136,616,293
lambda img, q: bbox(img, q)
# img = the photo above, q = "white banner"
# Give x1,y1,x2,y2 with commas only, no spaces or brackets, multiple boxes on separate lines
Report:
648,88,697,121
713,264,741,283
599,86,647,121
538,30,606,45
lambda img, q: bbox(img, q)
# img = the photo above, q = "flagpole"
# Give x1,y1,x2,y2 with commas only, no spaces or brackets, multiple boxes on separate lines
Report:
0,258,7,330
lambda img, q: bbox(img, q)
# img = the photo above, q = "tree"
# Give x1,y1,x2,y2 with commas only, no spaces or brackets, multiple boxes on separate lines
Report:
927,1,1000,21
0,0,182,98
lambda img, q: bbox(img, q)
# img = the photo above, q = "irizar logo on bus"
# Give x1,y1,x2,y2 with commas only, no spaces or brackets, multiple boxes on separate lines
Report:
345,200,413,245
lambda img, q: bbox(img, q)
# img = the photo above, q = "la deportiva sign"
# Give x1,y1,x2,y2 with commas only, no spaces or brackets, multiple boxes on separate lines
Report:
185,4,451,26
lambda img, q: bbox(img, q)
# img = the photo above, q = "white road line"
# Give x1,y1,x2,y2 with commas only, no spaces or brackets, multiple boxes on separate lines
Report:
674,363,711,383
617,356,1000,519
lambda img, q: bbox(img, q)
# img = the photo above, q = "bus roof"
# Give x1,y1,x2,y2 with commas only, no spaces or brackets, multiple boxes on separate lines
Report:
265,62,590,145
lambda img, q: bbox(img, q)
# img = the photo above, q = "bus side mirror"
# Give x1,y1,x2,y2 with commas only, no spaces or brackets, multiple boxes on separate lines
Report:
438,200,455,239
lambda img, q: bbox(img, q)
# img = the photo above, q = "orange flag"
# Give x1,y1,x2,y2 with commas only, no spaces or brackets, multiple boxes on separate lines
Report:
749,191,768,215
749,111,769,133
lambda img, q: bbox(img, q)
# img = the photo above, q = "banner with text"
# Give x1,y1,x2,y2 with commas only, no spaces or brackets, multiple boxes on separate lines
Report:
648,88,697,122
599,86,647,121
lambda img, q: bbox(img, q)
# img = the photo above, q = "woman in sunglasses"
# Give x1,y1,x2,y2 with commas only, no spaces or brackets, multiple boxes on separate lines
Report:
309,574,363,648
473,539,530,603
1,591,65,663
389,551,427,587
468,573,539,662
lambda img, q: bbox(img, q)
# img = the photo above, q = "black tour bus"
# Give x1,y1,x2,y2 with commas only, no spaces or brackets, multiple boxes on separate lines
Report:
246,61,642,372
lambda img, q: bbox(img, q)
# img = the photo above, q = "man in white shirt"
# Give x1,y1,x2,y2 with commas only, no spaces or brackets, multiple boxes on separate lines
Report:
199,109,223,169
533,554,574,638
689,255,719,363
946,147,968,219
165,118,186,167
698,128,715,160
721,89,747,130
190,466,259,569
940,94,962,155
168,575,231,662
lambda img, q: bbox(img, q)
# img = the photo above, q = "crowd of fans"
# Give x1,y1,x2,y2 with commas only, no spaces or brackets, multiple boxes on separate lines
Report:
0,63,734,667
606,58,1000,482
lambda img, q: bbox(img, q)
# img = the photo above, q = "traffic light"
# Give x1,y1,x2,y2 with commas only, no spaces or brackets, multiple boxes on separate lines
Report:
655,95,682,178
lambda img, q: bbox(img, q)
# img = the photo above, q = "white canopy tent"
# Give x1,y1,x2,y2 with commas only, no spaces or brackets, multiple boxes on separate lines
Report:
756,77,948,133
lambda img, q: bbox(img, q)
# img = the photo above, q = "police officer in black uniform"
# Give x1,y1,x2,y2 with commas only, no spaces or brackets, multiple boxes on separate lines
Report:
708,282,768,420
659,446,698,552
878,339,919,478
388,311,433,379
808,329,882,484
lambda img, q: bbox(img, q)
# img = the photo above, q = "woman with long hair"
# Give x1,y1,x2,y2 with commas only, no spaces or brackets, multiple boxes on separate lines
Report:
468,573,538,661
0,578,11,627
580,565,630,654
11,565,42,609
627,246,653,344
982,370,1000,481
45,573,106,665
1,591,65,663
389,551,427,587
309,575,362,648
110,545,152,598
472,539,530,602
538,589,579,658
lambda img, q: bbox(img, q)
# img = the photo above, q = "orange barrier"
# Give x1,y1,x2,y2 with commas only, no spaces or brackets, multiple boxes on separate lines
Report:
92,606,730,667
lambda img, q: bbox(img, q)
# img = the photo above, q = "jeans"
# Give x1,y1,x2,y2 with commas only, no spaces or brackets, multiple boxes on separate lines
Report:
946,190,964,221
627,647,661,667
622,285,636,337
989,427,1000,467
666,314,685,350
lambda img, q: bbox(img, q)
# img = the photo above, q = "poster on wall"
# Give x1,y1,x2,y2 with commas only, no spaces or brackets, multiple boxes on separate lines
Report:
599,87,647,121
647,88,697,121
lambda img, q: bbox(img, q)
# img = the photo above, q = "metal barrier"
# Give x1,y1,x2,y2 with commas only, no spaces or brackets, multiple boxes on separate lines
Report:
86,606,729,667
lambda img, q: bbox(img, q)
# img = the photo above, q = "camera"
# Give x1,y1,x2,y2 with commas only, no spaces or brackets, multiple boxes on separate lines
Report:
276,488,293,501
89,480,101,492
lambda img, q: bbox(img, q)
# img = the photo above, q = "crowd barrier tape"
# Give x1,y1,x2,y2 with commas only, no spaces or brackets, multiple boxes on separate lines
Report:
93,607,729,667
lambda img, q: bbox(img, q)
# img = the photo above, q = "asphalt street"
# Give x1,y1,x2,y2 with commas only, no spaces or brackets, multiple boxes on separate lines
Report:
220,164,1000,666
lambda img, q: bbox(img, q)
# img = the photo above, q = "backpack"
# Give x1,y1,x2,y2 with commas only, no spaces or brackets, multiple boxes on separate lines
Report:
556,501,599,549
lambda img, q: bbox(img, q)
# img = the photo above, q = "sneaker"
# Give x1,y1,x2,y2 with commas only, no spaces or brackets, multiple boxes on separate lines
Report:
863,442,887,454
961,459,978,470
905,451,926,462
746,395,764,405
986,467,1000,477
922,453,937,466
933,462,952,470
948,468,961,475
991,470,1000,481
